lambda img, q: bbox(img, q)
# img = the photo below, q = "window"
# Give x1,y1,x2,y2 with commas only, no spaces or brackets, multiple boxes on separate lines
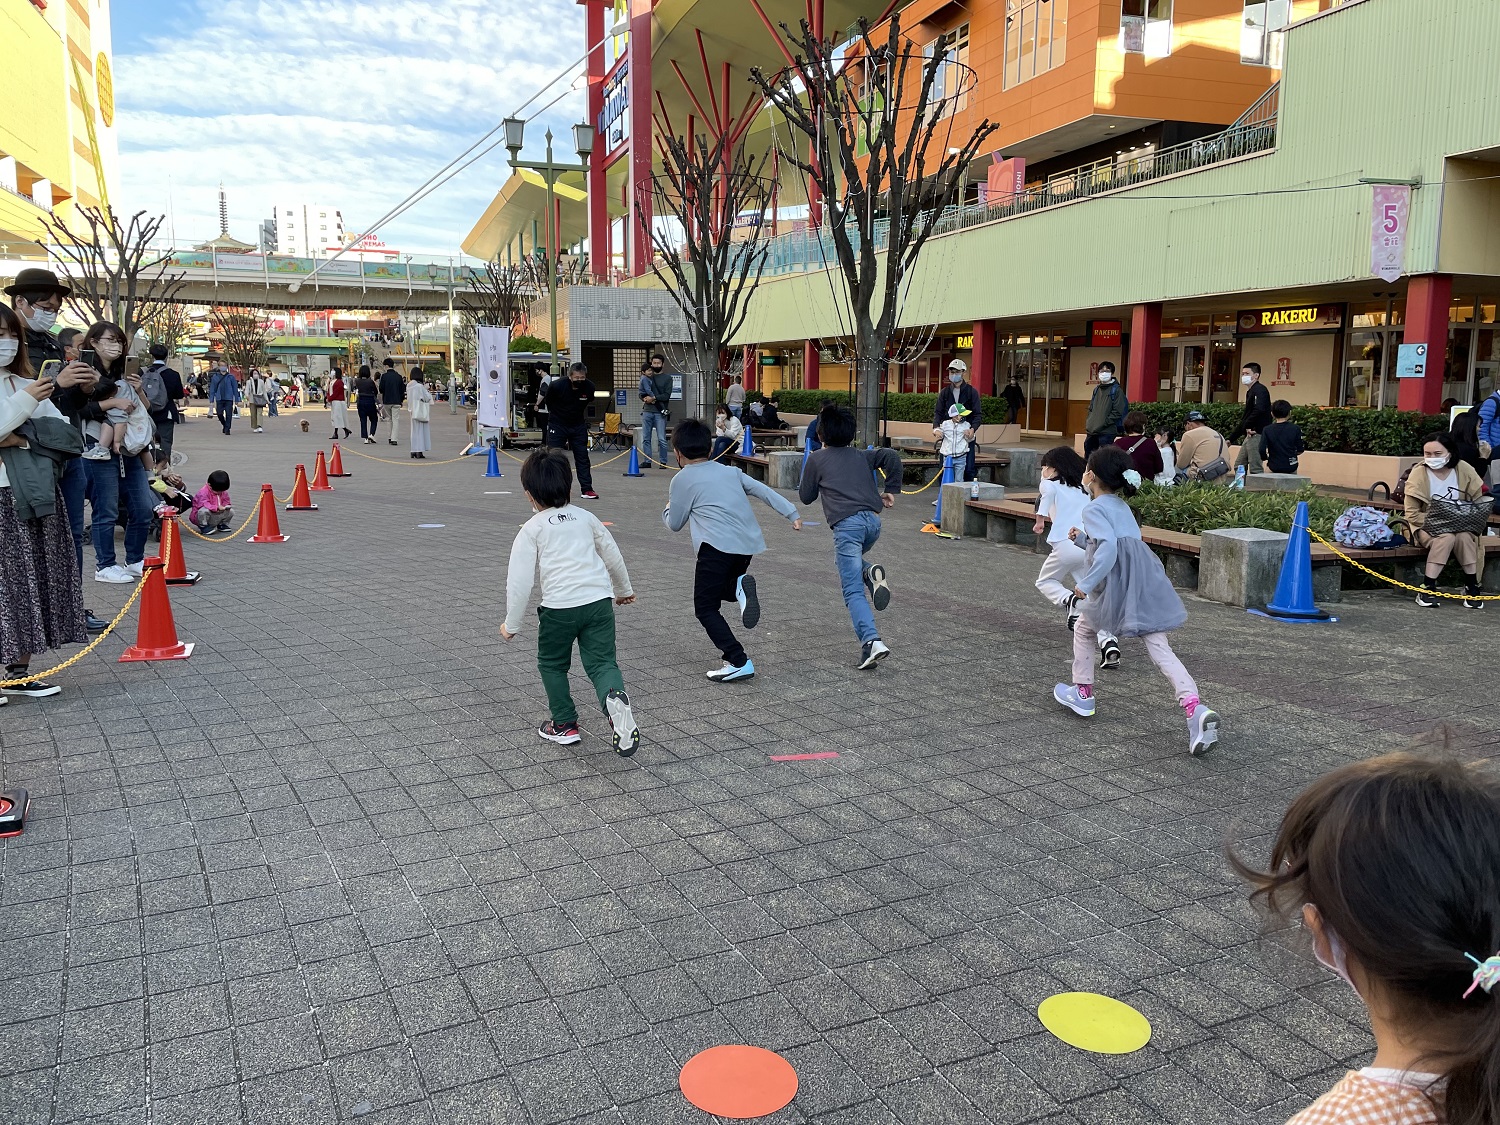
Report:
1005,0,1068,90
922,23,970,121
1120,0,1172,57
1240,0,1290,66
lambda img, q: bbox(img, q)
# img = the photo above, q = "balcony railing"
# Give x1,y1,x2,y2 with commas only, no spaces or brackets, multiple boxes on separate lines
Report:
760,88,1279,276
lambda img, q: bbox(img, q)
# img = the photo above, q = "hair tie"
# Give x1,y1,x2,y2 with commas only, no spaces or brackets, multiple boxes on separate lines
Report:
1122,468,1142,488
1463,952,1500,999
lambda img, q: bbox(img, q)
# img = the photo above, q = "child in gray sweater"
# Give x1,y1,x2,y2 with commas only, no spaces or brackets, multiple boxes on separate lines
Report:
664,419,801,682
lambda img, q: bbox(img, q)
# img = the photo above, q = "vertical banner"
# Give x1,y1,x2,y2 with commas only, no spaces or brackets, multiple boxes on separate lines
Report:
476,326,510,430
1370,184,1410,283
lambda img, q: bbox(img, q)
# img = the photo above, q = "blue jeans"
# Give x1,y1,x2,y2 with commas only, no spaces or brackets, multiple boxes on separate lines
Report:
59,454,88,575
215,399,234,433
639,410,668,466
85,453,153,571
832,509,882,644
710,437,736,462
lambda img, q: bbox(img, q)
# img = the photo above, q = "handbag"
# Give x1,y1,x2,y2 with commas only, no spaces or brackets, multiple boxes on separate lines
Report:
411,397,431,423
1423,494,1493,538
1190,436,1230,482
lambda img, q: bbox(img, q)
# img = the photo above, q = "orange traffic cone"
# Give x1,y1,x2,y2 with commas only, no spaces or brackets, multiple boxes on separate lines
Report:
285,464,319,511
310,450,334,491
160,512,201,585
249,484,289,543
118,559,194,662
328,442,351,477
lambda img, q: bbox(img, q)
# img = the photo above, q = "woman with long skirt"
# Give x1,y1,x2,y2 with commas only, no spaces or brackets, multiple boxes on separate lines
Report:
406,369,434,459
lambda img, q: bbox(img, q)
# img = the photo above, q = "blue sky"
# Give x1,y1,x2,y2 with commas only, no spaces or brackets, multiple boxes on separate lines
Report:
112,0,587,257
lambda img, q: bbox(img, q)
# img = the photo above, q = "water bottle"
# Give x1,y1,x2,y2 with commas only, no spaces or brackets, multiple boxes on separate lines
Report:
1232,465,1246,491
970,481,980,500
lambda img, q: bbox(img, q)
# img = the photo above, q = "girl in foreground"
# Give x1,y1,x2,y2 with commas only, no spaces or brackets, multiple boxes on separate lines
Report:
1053,444,1220,756
1235,752,1500,1124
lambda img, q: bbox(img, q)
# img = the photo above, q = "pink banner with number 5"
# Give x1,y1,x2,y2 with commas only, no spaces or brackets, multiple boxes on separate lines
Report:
1370,185,1410,283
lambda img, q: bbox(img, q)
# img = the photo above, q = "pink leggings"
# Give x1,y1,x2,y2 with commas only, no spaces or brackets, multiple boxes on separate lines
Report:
1073,615,1197,703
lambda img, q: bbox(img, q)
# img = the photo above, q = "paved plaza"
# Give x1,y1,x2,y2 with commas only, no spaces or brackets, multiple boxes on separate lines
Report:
0,408,1487,1125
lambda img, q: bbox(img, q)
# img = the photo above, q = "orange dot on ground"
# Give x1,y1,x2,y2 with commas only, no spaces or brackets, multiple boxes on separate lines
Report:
679,1045,798,1119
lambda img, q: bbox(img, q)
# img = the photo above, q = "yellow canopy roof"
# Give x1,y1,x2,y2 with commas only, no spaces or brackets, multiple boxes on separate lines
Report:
461,169,590,262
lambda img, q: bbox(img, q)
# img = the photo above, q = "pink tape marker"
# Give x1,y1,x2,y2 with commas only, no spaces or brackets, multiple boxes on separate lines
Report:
770,752,840,761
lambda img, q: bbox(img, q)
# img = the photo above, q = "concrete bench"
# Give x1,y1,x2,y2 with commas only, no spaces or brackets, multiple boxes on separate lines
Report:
730,453,769,482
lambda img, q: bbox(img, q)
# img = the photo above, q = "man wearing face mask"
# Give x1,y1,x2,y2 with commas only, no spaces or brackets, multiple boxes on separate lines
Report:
1233,362,1272,475
6,269,108,632
932,360,983,482
1084,362,1128,458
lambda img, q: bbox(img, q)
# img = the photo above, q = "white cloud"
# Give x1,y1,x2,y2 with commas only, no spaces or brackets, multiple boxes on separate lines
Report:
114,0,587,256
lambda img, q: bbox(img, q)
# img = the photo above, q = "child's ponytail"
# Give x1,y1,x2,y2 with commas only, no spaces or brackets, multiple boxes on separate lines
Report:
1446,1005,1500,1125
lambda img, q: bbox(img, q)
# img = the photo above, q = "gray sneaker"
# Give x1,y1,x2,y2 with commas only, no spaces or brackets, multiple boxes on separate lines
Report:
1188,705,1220,757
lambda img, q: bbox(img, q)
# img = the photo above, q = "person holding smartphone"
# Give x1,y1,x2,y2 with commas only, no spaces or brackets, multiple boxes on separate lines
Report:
0,303,86,699
77,322,156,584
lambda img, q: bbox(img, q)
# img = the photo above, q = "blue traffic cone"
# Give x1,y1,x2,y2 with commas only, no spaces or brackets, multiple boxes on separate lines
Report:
933,455,955,523
623,444,644,477
484,444,502,478
1249,500,1337,623
740,424,755,458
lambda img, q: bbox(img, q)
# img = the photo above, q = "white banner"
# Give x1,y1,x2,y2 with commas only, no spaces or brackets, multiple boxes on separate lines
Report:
1370,184,1410,284
476,326,510,429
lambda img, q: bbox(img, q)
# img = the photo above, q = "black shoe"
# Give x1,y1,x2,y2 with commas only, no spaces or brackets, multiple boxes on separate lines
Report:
85,611,108,633
388,439,397,446
2,672,61,698
1065,595,1080,632
736,574,760,629
416,453,425,459
1100,638,1122,669
344,428,352,438
1464,584,1485,610
857,639,890,669
864,564,891,611
1415,582,1440,608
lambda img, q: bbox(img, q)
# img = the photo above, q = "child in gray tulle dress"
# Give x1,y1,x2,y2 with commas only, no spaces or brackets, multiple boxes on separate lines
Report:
1053,445,1221,756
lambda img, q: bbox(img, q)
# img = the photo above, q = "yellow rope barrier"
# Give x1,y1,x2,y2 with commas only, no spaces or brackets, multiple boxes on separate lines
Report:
0,580,147,687
1301,524,1500,601
344,446,473,466
179,492,265,542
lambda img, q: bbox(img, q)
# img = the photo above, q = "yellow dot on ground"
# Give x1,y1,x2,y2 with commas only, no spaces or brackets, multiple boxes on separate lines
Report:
1037,992,1152,1054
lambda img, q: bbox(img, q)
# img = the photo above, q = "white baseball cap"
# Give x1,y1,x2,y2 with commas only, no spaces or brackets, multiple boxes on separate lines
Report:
947,359,967,373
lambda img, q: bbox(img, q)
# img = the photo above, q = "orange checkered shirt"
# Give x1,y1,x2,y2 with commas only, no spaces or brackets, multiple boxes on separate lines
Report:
1288,1072,1442,1125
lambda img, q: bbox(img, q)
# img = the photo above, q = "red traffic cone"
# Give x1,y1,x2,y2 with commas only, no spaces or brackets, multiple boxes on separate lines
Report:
285,465,319,511
309,450,334,491
328,442,351,477
249,484,290,543
118,559,195,662
160,512,201,585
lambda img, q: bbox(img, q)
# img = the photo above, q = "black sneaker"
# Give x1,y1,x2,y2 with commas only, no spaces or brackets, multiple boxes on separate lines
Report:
1463,585,1485,610
538,721,581,745
1100,638,1122,669
736,574,760,629
2,675,61,698
85,611,108,633
857,639,890,669
864,564,891,611
1065,595,1080,632
1415,585,1440,608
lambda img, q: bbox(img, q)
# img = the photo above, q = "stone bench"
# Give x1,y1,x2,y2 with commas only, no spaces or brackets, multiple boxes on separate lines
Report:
730,453,769,482
1243,472,1312,492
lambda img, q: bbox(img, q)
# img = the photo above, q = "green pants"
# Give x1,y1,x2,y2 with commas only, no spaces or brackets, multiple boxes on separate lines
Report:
537,598,623,724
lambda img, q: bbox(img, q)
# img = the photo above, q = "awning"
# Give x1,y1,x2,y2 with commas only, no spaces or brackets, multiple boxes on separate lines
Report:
461,169,590,263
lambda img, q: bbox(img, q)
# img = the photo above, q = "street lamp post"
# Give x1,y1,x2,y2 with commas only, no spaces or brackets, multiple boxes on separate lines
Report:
503,117,594,377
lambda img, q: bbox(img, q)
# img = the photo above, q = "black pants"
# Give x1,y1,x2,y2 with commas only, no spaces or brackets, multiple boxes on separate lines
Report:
547,422,594,493
154,416,176,461
1084,432,1108,458
215,400,233,433
695,543,752,668
358,400,379,439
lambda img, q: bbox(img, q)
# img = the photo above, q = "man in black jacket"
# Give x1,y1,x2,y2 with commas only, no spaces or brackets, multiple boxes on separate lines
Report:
143,344,185,462
544,362,598,499
932,359,983,481
379,358,406,446
1235,362,1273,474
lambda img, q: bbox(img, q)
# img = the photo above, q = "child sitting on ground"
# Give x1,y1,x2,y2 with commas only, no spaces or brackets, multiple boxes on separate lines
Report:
190,471,233,534
500,450,639,755
150,470,193,516
1234,750,1500,1125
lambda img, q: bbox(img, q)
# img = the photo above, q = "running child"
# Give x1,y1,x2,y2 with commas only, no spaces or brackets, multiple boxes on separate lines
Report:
663,418,802,683
1032,446,1121,668
798,404,903,669
500,450,639,755
1233,751,1500,1125
190,471,234,534
1053,445,1220,756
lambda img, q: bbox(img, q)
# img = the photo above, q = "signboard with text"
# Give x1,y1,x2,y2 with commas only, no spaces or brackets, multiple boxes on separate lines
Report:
1088,320,1122,347
1236,305,1343,335
599,59,630,154
476,326,511,429
1397,342,1427,379
1371,184,1410,284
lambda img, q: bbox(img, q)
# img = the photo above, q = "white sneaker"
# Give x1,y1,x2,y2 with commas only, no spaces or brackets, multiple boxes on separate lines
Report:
253,427,264,433
124,561,144,578
94,565,134,583
82,446,112,461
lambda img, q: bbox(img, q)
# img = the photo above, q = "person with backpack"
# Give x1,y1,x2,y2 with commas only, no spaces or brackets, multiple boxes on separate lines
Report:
1083,362,1127,457
379,357,406,447
141,344,184,462
1476,385,1500,487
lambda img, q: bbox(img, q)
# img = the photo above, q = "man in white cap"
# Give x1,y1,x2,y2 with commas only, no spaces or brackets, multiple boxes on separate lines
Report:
932,358,983,481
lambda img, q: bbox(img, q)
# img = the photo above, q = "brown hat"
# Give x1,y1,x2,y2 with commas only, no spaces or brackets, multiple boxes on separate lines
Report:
4,267,71,299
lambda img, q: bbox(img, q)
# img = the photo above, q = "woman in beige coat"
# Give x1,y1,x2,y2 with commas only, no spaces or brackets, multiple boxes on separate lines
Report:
1403,431,1488,608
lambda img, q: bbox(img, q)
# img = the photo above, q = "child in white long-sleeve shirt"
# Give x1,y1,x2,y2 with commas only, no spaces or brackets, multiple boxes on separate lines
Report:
1032,446,1121,668
500,450,639,755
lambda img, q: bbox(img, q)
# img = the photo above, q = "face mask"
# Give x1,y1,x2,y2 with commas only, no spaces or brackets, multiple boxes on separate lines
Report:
1425,456,1449,470
0,339,18,368
1241,374,1255,385
1313,924,1358,992
95,339,123,362
949,372,962,384
1098,371,1114,383
27,308,58,332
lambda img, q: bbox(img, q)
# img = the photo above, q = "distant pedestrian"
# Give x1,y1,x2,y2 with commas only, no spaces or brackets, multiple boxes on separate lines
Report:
353,364,379,443
142,344,184,463
500,450,638,755
543,361,598,499
245,368,273,432
379,357,405,446
710,406,742,461
725,373,746,419
208,365,239,435
327,367,350,439
1001,375,1026,425
637,354,674,469
1083,362,1127,457
1233,362,1272,475
406,368,433,459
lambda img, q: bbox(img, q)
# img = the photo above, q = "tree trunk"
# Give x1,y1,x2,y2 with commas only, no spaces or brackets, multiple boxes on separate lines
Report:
854,351,885,449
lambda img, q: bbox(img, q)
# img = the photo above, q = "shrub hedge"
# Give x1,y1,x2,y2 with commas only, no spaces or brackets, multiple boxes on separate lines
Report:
772,388,1008,426
1128,482,1351,538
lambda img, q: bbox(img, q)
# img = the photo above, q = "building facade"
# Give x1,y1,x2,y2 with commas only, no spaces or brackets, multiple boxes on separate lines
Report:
0,0,121,257
267,203,347,258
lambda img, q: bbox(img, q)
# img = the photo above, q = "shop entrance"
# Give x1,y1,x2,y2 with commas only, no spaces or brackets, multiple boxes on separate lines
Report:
1158,340,1237,403
1001,336,1067,433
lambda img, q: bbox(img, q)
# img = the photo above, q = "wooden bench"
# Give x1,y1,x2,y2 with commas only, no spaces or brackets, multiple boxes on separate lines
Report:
749,429,798,450
903,453,1011,485
730,452,770,481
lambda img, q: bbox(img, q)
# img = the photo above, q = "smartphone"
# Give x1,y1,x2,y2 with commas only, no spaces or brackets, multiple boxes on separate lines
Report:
81,347,98,369
37,359,62,382
125,356,141,377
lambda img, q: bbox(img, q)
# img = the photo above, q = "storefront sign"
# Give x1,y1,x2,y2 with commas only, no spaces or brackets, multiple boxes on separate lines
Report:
615,388,627,406
986,156,1026,205
1236,305,1343,334
759,355,781,366
1371,184,1410,284
1397,342,1427,379
476,326,510,428
1088,321,1122,347
1272,357,1295,386
599,60,630,153
953,334,974,351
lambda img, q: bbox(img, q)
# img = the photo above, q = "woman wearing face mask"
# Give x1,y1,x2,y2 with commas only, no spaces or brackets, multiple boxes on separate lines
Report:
0,304,86,700
1404,432,1488,609
78,322,157,584
711,405,742,462
1234,752,1500,1125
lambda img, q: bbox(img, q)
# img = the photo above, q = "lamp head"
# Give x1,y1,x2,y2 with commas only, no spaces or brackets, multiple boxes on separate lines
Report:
572,122,596,160
502,117,526,157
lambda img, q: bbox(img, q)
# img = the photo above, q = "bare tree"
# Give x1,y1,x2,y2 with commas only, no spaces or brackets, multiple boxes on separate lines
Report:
751,16,998,445
457,257,535,335
45,206,185,337
144,302,194,355
645,130,773,413
214,306,269,371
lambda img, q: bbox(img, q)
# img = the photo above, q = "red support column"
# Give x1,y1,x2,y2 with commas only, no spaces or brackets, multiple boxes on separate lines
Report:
1397,274,1453,413
803,339,820,389
584,1,608,277
1127,303,1162,404
971,320,997,396
628,0,654,276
